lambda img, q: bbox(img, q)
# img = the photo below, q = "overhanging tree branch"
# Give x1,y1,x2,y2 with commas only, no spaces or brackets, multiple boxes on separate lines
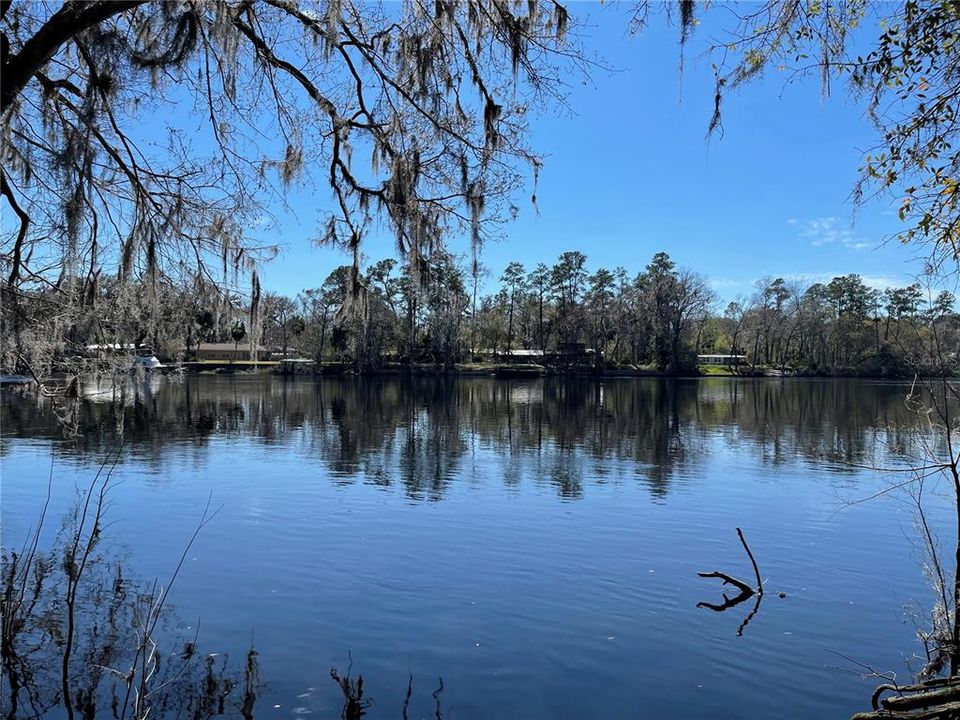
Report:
1,170,29,285
1,0,146,114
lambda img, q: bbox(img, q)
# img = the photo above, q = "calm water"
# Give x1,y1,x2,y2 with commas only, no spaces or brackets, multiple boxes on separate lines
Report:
0,376,949,718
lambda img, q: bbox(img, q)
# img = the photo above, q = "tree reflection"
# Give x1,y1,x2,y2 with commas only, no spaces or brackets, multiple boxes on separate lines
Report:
1,377,926,500
1,466,261,720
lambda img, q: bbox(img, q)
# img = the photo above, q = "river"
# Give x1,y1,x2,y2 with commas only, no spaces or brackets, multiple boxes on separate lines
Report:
0,376,946,718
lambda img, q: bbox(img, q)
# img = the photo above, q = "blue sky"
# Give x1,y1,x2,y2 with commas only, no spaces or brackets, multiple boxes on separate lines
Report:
252,5,921,300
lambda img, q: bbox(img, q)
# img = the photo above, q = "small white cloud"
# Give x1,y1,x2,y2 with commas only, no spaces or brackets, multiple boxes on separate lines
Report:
795,217,874,252
709,277,750,290
859,274,906,291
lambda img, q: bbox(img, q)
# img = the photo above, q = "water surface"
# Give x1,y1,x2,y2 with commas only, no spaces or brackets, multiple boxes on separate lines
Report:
0,376,945,718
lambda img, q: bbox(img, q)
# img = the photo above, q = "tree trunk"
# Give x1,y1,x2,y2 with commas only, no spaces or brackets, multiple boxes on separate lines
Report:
319,315,328,362
952,462,960,676
538,292,544,353
471,276,479,357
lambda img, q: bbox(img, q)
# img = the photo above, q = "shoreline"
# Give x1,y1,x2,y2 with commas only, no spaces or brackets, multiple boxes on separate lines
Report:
1,363,942,390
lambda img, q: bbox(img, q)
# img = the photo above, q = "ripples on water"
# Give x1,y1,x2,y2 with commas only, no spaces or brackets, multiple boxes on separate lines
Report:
0,376,951,718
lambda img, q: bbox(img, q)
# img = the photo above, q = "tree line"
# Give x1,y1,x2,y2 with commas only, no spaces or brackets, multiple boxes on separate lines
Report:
7,249,952,377
264,253,960,375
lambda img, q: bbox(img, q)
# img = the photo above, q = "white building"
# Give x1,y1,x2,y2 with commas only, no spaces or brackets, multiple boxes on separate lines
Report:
698,354,747,366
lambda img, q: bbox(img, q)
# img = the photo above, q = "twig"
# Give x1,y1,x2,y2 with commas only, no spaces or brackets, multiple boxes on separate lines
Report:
697,528,765,634
737,527,763,596
696,571,754,597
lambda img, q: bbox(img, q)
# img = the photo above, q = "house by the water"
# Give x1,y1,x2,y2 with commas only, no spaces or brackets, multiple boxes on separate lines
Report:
697,353,747,366
195,342,269,362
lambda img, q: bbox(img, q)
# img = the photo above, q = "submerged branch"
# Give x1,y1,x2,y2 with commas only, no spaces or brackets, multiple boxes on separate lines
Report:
697,527,764,634
696,571,754,599
737,527,763,597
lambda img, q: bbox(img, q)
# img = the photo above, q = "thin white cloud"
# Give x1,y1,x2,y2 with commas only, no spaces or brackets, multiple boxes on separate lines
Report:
709,277,750,290
794,216,875,252
859,274,909,291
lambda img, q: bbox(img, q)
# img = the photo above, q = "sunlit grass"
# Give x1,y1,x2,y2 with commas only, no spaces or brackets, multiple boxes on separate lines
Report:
699,365,739,376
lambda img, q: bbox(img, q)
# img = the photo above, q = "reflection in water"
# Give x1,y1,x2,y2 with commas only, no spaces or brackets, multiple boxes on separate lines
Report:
0,376,947,719
0,452,447,720
0,376,923,500
0,480,262,720
696,528,765,636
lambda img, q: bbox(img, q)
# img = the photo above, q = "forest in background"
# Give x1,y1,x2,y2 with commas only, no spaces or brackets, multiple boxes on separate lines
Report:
5,248,955,377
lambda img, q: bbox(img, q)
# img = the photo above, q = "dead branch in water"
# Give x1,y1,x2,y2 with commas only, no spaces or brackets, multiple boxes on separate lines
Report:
737,527,763,596
696,571,754,600
331,652,372,720
697,527,764,634
697,527,762,598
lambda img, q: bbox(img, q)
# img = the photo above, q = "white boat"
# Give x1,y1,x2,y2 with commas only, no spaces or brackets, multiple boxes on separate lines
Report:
132,351,163,370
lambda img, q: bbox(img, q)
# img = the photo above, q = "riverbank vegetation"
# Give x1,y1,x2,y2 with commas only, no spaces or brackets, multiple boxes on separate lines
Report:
4,249,956,378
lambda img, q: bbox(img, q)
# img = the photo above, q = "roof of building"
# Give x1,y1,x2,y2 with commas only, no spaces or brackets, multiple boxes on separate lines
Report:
85,343,137,351
197,342,268,352
475,348,546,356
474,347,596,356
